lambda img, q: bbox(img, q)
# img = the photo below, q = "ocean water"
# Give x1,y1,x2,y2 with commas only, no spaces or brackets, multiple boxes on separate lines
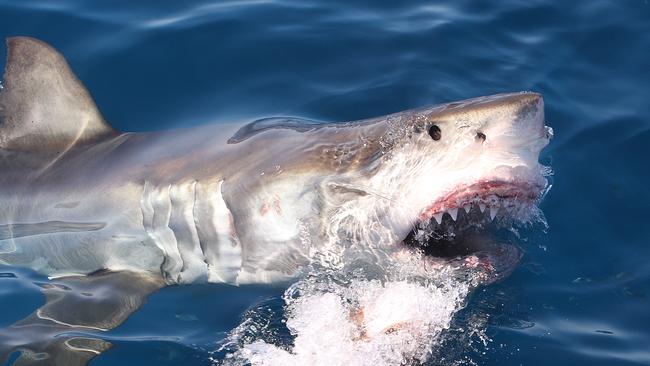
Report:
1,1,650,365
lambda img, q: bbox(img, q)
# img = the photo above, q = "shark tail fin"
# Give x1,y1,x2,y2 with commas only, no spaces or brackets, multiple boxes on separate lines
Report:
0,37,117,152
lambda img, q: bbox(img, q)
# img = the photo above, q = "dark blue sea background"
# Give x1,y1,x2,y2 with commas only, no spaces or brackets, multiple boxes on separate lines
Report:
1,1,650,365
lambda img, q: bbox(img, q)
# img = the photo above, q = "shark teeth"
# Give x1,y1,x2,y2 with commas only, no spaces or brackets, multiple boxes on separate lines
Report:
448,208,458,221
427,200,531,227
489,206,498,221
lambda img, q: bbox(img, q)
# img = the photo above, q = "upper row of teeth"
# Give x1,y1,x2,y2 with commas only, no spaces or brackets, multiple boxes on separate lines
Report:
431,202,506,224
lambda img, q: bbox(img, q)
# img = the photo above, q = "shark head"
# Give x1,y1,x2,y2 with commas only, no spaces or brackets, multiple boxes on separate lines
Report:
337,92,552,245
229,92,551,279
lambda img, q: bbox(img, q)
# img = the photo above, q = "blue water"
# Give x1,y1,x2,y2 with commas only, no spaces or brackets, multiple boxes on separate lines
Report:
1,0,650,365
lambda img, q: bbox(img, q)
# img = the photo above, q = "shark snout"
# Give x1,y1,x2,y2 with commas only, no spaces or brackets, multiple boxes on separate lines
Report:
433,92,546,145
473,93,548,148
512,93,545,134
487,92,544,130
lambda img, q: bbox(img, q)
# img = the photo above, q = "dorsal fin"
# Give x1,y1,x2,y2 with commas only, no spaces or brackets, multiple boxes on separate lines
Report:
0,37,116,152
227,116,332,144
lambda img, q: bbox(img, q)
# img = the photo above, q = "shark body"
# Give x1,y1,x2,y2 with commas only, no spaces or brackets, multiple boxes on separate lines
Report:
0,38,550,285
0,37,551,365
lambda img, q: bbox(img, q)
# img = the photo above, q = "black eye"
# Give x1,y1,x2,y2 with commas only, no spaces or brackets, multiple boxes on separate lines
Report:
476,132,486,142
428,125,441,141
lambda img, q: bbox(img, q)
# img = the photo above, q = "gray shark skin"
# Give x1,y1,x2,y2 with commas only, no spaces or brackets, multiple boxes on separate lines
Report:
0,37,551,365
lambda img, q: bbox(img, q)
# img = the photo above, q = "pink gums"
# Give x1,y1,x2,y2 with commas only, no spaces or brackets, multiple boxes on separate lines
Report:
419,180,542,221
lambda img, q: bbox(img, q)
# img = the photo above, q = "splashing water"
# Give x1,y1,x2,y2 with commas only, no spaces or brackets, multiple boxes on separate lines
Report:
215,247,496,366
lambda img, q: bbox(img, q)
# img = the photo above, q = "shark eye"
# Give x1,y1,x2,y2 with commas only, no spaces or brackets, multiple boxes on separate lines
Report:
476,131,486,142
428,125,441,141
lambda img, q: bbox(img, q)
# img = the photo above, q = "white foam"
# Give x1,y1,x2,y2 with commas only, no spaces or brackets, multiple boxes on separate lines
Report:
219,250,485,366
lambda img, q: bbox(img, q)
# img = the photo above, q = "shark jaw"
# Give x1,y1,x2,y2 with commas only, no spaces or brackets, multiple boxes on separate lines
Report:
419,176,547,225
394,163,548,272
396,163,551,281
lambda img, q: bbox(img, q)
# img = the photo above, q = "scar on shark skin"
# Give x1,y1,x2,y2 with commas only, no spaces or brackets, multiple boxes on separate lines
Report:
259,195,282,216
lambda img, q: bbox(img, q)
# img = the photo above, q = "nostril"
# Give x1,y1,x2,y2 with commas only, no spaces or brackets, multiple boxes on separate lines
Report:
475,132,486,142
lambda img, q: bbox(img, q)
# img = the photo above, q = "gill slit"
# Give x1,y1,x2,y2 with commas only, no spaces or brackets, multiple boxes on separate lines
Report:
191,180,209,266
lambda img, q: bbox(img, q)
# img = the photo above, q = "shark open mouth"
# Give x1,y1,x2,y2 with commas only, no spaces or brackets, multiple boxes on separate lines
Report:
402,178,547,279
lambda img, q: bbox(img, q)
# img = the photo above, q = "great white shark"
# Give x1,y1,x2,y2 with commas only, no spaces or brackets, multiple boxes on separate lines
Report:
0,37,551,365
